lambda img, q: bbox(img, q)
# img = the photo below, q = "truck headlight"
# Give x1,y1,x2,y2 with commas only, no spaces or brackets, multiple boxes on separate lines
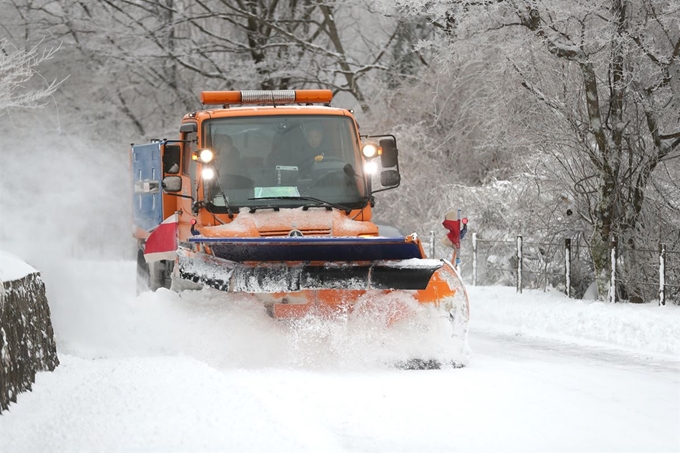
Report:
202,167,215,180
362,143,381,158
364,161,378,174
199,149,214,163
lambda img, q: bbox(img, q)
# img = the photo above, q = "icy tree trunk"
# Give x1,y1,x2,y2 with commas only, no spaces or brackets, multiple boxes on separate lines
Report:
590,230,610,301
0,271,59,413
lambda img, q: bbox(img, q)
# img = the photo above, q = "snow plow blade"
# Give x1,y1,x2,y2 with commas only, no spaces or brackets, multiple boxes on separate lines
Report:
174,235,471,367
178,237,444,292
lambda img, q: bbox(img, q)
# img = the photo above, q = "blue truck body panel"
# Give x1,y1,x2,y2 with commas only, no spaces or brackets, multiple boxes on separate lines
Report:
132,143,163,232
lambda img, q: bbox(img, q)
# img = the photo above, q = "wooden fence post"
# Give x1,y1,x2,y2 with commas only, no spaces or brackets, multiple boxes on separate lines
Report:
472,233,477,286
659,243,666,306
609,237,617,303
565,238,572,298
517,235,523,294
429,230,435,259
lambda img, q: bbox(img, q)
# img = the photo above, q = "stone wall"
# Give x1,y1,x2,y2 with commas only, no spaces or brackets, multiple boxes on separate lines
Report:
0,271,59,412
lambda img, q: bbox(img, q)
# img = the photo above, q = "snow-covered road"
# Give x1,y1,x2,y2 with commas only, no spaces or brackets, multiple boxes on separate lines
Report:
470,331,679,452
1,260,678,452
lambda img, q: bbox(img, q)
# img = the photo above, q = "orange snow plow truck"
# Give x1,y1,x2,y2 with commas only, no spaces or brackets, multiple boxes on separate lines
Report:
131,89,470,367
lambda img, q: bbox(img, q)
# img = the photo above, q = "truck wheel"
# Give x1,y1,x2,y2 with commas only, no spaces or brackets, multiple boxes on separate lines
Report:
136,249,150,295
158,260,174,290
395,359,442,370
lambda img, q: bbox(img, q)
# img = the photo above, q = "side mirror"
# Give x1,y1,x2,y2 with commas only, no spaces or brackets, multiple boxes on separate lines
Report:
380,170,400,187
162,175,182,193
163,145,181,174
380,137,398,168
363,134,400,193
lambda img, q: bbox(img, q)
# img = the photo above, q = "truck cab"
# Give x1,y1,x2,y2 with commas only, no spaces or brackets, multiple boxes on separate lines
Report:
132,89,402,290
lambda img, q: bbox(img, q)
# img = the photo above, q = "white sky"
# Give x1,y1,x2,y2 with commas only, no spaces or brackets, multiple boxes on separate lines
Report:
0,250,36,282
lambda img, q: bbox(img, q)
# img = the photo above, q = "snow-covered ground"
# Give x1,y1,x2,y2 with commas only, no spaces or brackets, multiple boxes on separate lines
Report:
1,258,679,452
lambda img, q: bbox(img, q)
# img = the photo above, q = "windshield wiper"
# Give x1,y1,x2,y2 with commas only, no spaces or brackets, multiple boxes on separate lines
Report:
247,196,353,214
248,205,280,213
207,170,234,219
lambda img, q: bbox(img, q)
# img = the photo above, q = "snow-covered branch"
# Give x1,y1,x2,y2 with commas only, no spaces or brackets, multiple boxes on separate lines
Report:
0,40,62,114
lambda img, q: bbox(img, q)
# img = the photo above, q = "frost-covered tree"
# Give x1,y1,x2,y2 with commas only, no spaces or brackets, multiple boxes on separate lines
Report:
0,40,60,115
4,0,405,138
384,0,680,300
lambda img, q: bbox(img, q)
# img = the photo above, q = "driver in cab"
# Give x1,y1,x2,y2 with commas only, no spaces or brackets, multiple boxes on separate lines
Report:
304,122,325,157
268,121,333,168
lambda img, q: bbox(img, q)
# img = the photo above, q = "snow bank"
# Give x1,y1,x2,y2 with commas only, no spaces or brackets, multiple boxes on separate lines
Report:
468,286,680,356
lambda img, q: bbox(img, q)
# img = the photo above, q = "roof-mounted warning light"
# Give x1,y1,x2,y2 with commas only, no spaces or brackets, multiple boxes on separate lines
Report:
200,89,333,106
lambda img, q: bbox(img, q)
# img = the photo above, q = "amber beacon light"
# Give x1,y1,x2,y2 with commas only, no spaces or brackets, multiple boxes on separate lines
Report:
200,90,333,106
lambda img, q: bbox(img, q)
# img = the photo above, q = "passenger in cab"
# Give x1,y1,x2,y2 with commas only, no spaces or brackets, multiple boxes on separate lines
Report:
213,134,245,176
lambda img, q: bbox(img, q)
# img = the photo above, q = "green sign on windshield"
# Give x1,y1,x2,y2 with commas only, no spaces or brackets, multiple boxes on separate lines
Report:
253,186,301,198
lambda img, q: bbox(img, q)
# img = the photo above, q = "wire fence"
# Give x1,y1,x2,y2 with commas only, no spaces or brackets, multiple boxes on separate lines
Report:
600,241,679,305
423,231,678,305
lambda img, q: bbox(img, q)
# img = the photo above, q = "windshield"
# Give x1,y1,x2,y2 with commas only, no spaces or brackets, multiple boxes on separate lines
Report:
203,114,367,212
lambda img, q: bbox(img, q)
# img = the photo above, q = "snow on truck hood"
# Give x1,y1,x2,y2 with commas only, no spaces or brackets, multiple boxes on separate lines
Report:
201,207,377,237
